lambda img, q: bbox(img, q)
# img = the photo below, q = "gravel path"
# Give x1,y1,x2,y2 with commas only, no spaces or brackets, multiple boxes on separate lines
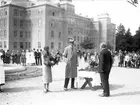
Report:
1,63,140,105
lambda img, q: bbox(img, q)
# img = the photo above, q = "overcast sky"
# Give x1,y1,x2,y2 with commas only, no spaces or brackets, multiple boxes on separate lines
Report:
53,0,140,35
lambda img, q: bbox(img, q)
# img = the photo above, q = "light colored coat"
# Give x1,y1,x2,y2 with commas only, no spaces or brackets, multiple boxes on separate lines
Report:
42,51,52,84
63,45,78,78
0,52,5,85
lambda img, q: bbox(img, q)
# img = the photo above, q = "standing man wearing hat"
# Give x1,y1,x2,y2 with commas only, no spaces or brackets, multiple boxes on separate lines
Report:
98,42,113,97
63,38,78,91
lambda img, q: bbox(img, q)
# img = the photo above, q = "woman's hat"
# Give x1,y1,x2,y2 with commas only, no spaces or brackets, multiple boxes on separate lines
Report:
44,46,49,50
69,38,74,43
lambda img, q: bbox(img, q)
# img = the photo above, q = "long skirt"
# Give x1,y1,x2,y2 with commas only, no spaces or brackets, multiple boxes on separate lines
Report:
42,65,52,84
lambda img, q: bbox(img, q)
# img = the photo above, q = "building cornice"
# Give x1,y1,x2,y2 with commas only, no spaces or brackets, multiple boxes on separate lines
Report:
0,4,26,9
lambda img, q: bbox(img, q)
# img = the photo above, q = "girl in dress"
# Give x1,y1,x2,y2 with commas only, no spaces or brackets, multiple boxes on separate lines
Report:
42,46,54,93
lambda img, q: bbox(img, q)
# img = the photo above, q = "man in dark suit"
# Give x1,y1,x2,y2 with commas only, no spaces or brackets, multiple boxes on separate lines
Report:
98,42,113,97
34,49,38,65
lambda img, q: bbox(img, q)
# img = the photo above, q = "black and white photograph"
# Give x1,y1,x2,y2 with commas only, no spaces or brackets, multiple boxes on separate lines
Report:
0,0,140,105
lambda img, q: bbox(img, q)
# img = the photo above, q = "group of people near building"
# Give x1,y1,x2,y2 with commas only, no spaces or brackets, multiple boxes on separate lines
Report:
0,38,113,97
42,38,113,97
114,50,140,68
0,49,44,66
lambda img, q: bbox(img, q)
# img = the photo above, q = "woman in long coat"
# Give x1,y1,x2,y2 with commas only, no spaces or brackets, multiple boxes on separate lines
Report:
0,51,5,92
42,46,54,93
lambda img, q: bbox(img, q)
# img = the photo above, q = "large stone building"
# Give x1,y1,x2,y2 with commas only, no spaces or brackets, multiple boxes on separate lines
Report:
0,0,116,53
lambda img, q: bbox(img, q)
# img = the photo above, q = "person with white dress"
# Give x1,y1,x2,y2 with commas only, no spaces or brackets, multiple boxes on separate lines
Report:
0,51,5,92
26,50,30,65
30,50,35,65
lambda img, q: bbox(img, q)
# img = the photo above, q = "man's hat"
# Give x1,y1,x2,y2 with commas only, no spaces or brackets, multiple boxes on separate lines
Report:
100,42,107,49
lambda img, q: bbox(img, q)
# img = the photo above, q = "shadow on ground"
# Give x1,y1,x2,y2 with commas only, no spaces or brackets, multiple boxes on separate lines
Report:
2,84,124,93
91,84,124,91
110,84,124,91
3,86,42,93
111,91,140,97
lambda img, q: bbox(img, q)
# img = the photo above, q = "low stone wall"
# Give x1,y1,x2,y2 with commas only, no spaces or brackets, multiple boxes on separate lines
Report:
5,66,42,81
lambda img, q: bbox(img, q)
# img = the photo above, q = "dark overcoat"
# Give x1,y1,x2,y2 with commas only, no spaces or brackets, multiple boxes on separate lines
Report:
99,48,113,73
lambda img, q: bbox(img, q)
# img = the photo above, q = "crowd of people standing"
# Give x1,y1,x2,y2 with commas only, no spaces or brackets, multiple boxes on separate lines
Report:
0,49,43,66
113,50,140,68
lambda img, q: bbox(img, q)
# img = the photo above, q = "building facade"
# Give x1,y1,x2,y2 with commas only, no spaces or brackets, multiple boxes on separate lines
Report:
0,0,116,53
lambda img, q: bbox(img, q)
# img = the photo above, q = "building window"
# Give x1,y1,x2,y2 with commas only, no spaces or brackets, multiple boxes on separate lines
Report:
20,31,23,38
52,12,55,16
29,20,31,27
4,30,6,38
58,42,61,49
68,30,70,35
28,10,31,16
4,19,6,27
0,30,2,37
14,9,18,16
38,19,42,27
74,36,76,41
38,9,43,14
29,31,31,38
20,42,23,49
77,44,79,49
51,42,54,49
81,37,83,42
51,23,53,27
14,42,17,49
77,36,79,42
84,37,86,40
4,9,7,15
58,32,61,39
51,30,54,38
0,41,2,48
13,19,18,27
4,41,7,48
20,11,24,17
20,20,23,27
38,42,41,48
26,20,28,27
25,42,28,49
28,42,31,48
25,31,28,38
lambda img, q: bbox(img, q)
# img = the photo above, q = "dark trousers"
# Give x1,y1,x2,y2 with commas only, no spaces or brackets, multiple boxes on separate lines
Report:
39,57,42,65
35,58,38,65
100,72,110,96
64,78,75,88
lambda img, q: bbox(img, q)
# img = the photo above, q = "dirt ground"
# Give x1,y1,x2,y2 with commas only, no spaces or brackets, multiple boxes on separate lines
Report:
1,63,140,105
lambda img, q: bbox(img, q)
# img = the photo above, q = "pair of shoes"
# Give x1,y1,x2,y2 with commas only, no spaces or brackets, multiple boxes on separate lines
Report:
43,89,51,93
99,93,109,97
64,88,68,91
